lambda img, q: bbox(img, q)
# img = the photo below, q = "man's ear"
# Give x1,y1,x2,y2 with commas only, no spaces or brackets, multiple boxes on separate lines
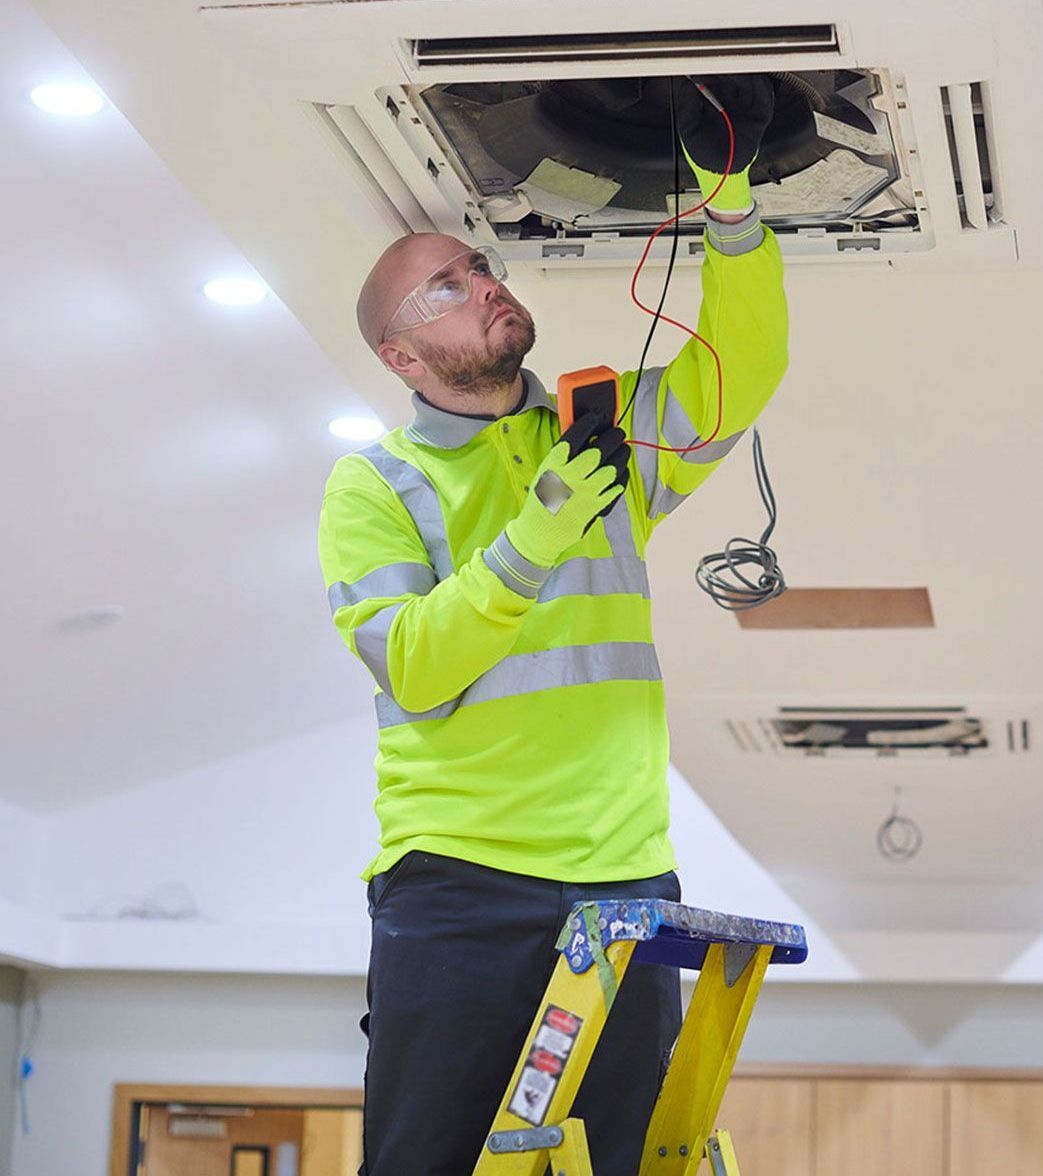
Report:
378,338,425,382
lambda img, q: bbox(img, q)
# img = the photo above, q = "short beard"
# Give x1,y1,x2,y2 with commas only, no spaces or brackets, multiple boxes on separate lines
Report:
412,313,536,397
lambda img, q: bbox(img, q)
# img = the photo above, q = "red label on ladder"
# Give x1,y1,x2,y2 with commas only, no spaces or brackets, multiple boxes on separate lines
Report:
507,1005,584,1126
546,1008,580,1036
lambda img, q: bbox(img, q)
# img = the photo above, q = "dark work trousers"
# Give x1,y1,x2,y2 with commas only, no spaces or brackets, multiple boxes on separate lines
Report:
360,851,682,1176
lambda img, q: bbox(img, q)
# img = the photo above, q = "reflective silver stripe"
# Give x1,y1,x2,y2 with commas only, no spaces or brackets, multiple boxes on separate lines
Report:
601,493,637,558
375,691,459,727
360,443,454,581
375,640,661,728
633,370,747,518
662,392,746,463
661,388,698,451
539,556,649,602
631,367,663,520
670,430,745,464
650,432,745,517
648,390,747,517
354,602,404,696
483,530,550,599
328,562,437,614
705,206,764,257
650,482,687,517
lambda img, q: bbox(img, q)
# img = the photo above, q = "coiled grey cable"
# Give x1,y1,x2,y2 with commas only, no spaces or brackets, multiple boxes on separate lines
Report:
877,788,923,862
695,426,786,610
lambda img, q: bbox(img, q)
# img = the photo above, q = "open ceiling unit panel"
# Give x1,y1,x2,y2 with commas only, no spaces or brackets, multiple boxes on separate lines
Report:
370,65,924,263
203,1,1018,269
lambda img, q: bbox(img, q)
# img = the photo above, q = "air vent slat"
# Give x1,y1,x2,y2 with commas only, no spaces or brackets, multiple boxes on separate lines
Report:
947,82,988,229
412,25,839,68
941,81,1000,231
978,81,1004,220
1006,718,1032,754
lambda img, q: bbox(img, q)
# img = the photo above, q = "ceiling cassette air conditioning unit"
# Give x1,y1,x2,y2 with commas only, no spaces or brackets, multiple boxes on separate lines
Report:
725,706,1034,758
202,0,1021,270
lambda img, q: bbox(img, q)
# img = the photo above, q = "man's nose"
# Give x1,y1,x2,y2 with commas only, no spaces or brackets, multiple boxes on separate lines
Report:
472,271,503,302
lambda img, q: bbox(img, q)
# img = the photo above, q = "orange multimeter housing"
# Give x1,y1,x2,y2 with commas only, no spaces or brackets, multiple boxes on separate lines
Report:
556,366,620,433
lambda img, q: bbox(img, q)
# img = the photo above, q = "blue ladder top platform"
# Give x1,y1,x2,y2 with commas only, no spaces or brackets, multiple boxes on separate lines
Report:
558,899,808,975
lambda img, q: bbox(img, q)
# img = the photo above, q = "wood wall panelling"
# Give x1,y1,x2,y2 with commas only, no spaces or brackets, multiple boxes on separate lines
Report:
716,1078,814,1175
949,1082,1043,1176
814,1080,946,1176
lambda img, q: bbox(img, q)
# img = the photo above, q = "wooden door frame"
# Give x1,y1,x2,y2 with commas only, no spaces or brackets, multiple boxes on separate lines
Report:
109,1084,364,1176
731,1063,1043,1082
110,1067,1043,1175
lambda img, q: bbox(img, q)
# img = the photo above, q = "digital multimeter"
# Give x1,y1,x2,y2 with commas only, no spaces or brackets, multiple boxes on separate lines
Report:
556,366,621,433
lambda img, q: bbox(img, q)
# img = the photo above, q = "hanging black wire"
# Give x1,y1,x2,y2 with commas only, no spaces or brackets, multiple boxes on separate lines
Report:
618,78,682,429
614,77,787,612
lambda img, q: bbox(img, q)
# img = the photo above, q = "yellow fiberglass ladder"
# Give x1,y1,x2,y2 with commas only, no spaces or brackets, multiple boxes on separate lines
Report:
472,899,807,1176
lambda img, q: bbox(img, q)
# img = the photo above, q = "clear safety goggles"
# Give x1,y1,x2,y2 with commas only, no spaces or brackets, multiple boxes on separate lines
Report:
381,245,509,341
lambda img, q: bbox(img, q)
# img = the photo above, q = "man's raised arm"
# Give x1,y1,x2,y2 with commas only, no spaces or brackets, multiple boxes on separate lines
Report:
621,75,789,535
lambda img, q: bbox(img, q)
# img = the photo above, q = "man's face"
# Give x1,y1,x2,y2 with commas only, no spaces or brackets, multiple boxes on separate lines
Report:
380,240,536,396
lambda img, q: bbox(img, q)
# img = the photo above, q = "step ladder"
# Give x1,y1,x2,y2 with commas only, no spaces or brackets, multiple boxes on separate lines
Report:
471,899,807,1175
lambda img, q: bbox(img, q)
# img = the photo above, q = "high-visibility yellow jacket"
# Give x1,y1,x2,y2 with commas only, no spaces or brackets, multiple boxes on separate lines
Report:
318,211,788,882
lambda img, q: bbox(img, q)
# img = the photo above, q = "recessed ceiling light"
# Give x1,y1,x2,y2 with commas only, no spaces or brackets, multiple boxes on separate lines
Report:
30,83,105,117
328,416,385,442
203,277,268,307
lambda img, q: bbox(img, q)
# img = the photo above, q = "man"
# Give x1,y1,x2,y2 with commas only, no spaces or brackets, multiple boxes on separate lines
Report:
318,76,787,1175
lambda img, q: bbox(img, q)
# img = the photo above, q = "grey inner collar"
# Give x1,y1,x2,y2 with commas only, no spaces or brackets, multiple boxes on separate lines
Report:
405,369,555,449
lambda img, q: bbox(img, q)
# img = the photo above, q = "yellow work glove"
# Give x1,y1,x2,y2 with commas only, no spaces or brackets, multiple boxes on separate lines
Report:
506,415,630,568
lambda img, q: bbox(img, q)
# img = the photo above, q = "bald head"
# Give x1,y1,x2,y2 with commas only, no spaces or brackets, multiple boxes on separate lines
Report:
356,232,470,355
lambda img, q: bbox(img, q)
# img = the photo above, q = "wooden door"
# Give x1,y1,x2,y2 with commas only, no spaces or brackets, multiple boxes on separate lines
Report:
142,1105,303,1176
716,1078,814,1174
814,1080,945,1175
949,1081,1043,1175
301,1108,363,1176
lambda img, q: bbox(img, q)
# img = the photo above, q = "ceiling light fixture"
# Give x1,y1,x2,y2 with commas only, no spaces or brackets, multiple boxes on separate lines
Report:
203,278,268,307
30,83,105,117
328,416,385,442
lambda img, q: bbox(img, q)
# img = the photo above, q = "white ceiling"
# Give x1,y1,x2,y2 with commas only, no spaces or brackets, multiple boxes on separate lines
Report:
2,0,380,806
6,0,1043,946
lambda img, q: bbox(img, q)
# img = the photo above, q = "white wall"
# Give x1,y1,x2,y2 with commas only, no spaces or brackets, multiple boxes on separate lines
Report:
33,724,816,937
9,969,1043,1176
0,967,23,1176
9,971,368,1176
39,716,381,928
16,716,849,977
742,982,1043,1068
0,804,43,911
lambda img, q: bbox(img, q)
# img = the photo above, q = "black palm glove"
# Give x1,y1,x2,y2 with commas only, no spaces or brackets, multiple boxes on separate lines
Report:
560,414,631,527
674,74,775,174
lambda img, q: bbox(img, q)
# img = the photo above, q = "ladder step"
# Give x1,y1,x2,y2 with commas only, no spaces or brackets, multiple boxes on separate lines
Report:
557,899,807,975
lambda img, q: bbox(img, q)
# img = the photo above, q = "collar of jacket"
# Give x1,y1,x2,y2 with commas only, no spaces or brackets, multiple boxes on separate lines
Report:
403,368,555,450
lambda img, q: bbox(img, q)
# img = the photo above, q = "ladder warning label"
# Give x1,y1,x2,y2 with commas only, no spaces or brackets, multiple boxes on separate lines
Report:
508,1005,583,1126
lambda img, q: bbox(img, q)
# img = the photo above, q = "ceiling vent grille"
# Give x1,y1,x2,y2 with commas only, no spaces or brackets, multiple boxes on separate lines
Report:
202,2,1020,271
726,707,1011,757
411,25,840,68
941,81,1001,230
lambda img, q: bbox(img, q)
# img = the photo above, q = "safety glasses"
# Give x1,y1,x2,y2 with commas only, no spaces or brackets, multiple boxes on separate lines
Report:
381,245,509,342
